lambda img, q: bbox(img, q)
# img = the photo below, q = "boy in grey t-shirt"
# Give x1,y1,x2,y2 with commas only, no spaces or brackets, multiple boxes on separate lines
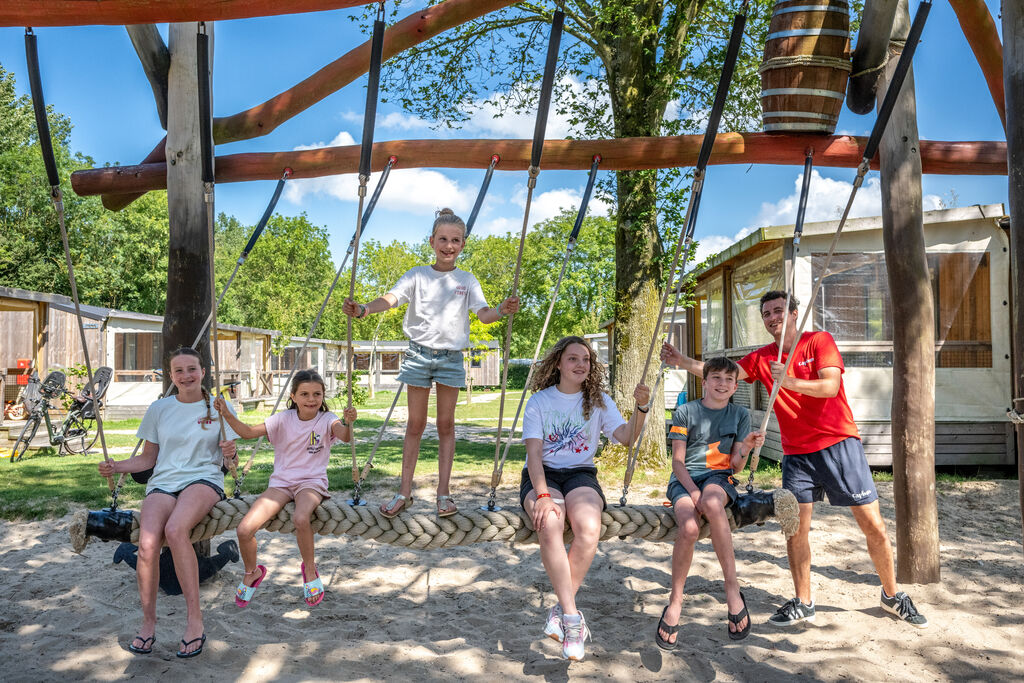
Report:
656,357,764,649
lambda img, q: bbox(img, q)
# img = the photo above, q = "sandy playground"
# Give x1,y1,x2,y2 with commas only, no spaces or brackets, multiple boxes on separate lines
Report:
0,480,1021,682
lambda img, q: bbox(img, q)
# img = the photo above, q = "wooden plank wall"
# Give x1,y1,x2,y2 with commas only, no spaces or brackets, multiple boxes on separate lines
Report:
47,308,102,369
0,311,35,367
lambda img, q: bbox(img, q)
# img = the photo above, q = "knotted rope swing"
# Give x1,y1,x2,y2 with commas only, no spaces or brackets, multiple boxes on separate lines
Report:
71,487,798,554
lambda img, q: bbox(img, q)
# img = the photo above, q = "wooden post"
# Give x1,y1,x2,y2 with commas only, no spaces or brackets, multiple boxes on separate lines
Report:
163,22,212,384
877,0,939,583
1002,0,1024,556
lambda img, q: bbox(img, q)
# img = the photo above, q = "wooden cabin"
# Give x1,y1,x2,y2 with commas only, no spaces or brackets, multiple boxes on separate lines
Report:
684,204,1013,467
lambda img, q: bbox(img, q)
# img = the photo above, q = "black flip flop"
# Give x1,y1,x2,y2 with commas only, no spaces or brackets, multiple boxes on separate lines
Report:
728,592,751,641
127,634,155,655
176,633,206,659
656,606,679,651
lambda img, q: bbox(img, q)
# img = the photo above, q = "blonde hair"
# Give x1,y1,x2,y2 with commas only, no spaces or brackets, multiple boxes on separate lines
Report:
529,336,607,419
431,208,466,238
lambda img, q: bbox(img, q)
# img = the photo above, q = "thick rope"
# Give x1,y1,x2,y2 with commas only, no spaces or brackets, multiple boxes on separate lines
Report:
759,54,853,74
70,488,799,554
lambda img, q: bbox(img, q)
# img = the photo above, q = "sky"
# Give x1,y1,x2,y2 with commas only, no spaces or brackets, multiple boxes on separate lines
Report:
0,0,1009,267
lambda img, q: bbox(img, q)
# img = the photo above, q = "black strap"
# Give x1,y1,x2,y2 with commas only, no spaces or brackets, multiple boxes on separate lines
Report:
465,154,500,237
359,3,387,179
530,10,565,169
241,168,292,260
569,155,601,242
793,151,814,238
695,2,748,172
360,155,397,232
196,26,214,184
24,30,60,189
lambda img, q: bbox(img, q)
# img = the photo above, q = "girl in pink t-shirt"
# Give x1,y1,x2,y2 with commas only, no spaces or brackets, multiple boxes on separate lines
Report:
214,370,355,607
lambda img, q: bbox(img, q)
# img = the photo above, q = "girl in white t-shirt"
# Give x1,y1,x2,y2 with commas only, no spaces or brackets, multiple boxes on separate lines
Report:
98,347,239,659
343,208,519,519
214,369,356,608
521,336,650,661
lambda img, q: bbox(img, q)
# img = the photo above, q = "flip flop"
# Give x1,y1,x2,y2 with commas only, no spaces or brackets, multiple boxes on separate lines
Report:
235,565,268,608
301,562,325,606
728,592,751,641
379,493,413,519
656,606,679,651
176,633,206,658
436,495,458,518
127,634,155,655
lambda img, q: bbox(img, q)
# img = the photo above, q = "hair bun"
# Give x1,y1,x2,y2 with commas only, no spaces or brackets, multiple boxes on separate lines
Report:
437,208,455,217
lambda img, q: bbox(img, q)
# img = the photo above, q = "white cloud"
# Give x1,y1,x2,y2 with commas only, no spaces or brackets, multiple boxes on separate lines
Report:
292,130,356,151
285,164,473,215
473,183,613,237
463,75,608,140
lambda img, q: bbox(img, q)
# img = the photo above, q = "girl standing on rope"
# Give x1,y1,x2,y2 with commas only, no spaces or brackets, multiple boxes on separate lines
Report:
97,347,239,659
521,336,650,661
213,370,356,608
343,208,519,518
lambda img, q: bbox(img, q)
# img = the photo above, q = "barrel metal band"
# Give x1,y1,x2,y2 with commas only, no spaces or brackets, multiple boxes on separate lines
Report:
764,122,835,132
772,5,849,16
761,87,846,99
762,111,837,120
767,28,848,40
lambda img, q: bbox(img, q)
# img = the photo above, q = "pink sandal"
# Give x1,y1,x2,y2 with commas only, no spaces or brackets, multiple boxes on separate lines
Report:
301,562,325,606
235,565,267,608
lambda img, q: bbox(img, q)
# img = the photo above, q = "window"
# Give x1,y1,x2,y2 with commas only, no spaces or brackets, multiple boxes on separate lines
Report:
469,352,483,368
114,333,162,380
732,247,784,348
696,275,724,354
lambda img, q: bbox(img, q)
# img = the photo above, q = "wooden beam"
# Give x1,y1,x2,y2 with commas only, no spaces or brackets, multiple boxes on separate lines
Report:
100,0,519,210
126,24,170,130
71,134,1009,198
950,0,1006,130
879,0,939,584
1,1,374,27
848,0,899,115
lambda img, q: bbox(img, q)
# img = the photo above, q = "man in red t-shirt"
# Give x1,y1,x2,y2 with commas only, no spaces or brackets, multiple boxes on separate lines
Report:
661,290,927,629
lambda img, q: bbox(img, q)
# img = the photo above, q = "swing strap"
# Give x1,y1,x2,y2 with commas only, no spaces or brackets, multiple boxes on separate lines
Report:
24,27,115,496
484,154,601,510
746,0,931,485
618,2,749,506
465,154,500,237
492,9,564,483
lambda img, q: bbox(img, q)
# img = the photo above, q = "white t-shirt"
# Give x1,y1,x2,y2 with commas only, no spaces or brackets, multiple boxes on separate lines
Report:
522,386,626,469
387,265,489,350
136,395,240,494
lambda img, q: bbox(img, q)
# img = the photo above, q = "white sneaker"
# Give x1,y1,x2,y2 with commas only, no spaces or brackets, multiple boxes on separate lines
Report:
561,611,591,661
543,604,564,642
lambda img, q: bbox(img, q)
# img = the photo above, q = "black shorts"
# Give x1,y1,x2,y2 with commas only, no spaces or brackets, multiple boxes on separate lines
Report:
519,466,606,509
149,479,226,502
783,436,878,506
667,471,738,507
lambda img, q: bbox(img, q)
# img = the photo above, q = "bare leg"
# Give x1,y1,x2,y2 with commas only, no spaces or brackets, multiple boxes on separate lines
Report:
703,486,747,633
786,502,815,604
236,488,290,585
659,495,700,646
850,501,898,596
434,382,460,508
563,487,604,602
133,493,176,648
524,487,576,612
384,384,430,513
163,484,222,655
293,489,324,579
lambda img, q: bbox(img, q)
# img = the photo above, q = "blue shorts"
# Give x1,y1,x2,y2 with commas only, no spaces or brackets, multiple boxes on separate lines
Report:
398,341,465,388
667,471,738,507
783,436,878,506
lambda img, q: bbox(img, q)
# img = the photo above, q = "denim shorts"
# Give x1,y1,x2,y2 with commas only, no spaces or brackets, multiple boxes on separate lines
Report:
519,466,606,509
398,341,465,388
783,436,878,506
667,471,738,506
149,479,226,501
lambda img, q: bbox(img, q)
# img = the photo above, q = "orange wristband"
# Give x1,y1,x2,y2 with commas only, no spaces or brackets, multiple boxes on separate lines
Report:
536,493,551,500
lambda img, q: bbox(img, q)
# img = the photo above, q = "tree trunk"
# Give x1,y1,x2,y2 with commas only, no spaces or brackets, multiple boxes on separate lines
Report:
163,22,213,385
877,0,939,583
1002,0,1024,557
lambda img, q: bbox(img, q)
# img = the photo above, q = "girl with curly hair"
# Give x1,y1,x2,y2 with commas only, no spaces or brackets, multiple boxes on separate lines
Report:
520,336,650,661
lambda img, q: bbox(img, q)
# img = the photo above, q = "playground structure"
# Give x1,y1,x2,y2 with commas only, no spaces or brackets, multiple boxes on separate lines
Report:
1,0,1021,582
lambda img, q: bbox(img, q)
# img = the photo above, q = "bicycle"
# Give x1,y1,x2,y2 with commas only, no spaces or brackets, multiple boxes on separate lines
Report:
10,366,113,462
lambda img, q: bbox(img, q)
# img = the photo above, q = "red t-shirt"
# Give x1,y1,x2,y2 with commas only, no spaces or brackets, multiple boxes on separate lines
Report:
737,331,859,455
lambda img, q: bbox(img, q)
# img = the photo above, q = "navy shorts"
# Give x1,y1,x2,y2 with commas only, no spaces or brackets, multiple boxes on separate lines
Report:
667,471,738,507
149,479,226,502
398,341,465,388
519,466,606,509
783,436,878,506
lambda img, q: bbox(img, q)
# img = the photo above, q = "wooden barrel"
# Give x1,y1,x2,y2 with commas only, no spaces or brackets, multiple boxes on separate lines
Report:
759,0,852,134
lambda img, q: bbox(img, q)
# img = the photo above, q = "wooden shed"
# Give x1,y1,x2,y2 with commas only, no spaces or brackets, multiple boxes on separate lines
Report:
685,204,1013,467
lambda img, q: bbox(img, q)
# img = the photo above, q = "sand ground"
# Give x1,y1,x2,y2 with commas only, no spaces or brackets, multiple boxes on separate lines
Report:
0,480,1021,682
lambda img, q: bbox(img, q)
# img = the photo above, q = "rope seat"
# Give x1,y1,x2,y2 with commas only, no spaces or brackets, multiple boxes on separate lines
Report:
70,488,799,554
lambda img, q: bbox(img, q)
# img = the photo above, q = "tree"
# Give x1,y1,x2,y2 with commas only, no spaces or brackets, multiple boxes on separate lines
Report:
369,0,771,465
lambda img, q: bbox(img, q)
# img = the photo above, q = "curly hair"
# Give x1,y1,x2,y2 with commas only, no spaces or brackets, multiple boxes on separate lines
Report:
529,336,606,419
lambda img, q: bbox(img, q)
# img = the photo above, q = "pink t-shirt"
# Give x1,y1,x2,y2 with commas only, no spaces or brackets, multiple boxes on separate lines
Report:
265,410,342,492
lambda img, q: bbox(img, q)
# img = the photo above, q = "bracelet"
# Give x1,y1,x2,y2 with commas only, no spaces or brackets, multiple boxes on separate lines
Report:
637,404,650,413
535,492,551,500
358,304,367,318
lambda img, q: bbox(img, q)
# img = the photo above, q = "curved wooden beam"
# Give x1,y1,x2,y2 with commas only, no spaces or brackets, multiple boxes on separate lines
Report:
126,24,170,130
847,0,899,115
950,0,1006,130
1,1,374,27
101,0,518,211
72,134,1008,198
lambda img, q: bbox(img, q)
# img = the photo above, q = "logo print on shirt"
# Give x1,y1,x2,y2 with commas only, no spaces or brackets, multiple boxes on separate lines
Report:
308,432,321,448
455,284,468,297
797,356,815,366
197,417,214,426
705,440,731,470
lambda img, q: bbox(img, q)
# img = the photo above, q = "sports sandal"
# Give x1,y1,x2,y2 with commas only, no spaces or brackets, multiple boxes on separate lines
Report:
176,633,206,659
235,565,268,608
127,634,155,655
656,606,679,651
436,494,458,518
301,562,325,606
380,493,414,519
728,592,751,641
